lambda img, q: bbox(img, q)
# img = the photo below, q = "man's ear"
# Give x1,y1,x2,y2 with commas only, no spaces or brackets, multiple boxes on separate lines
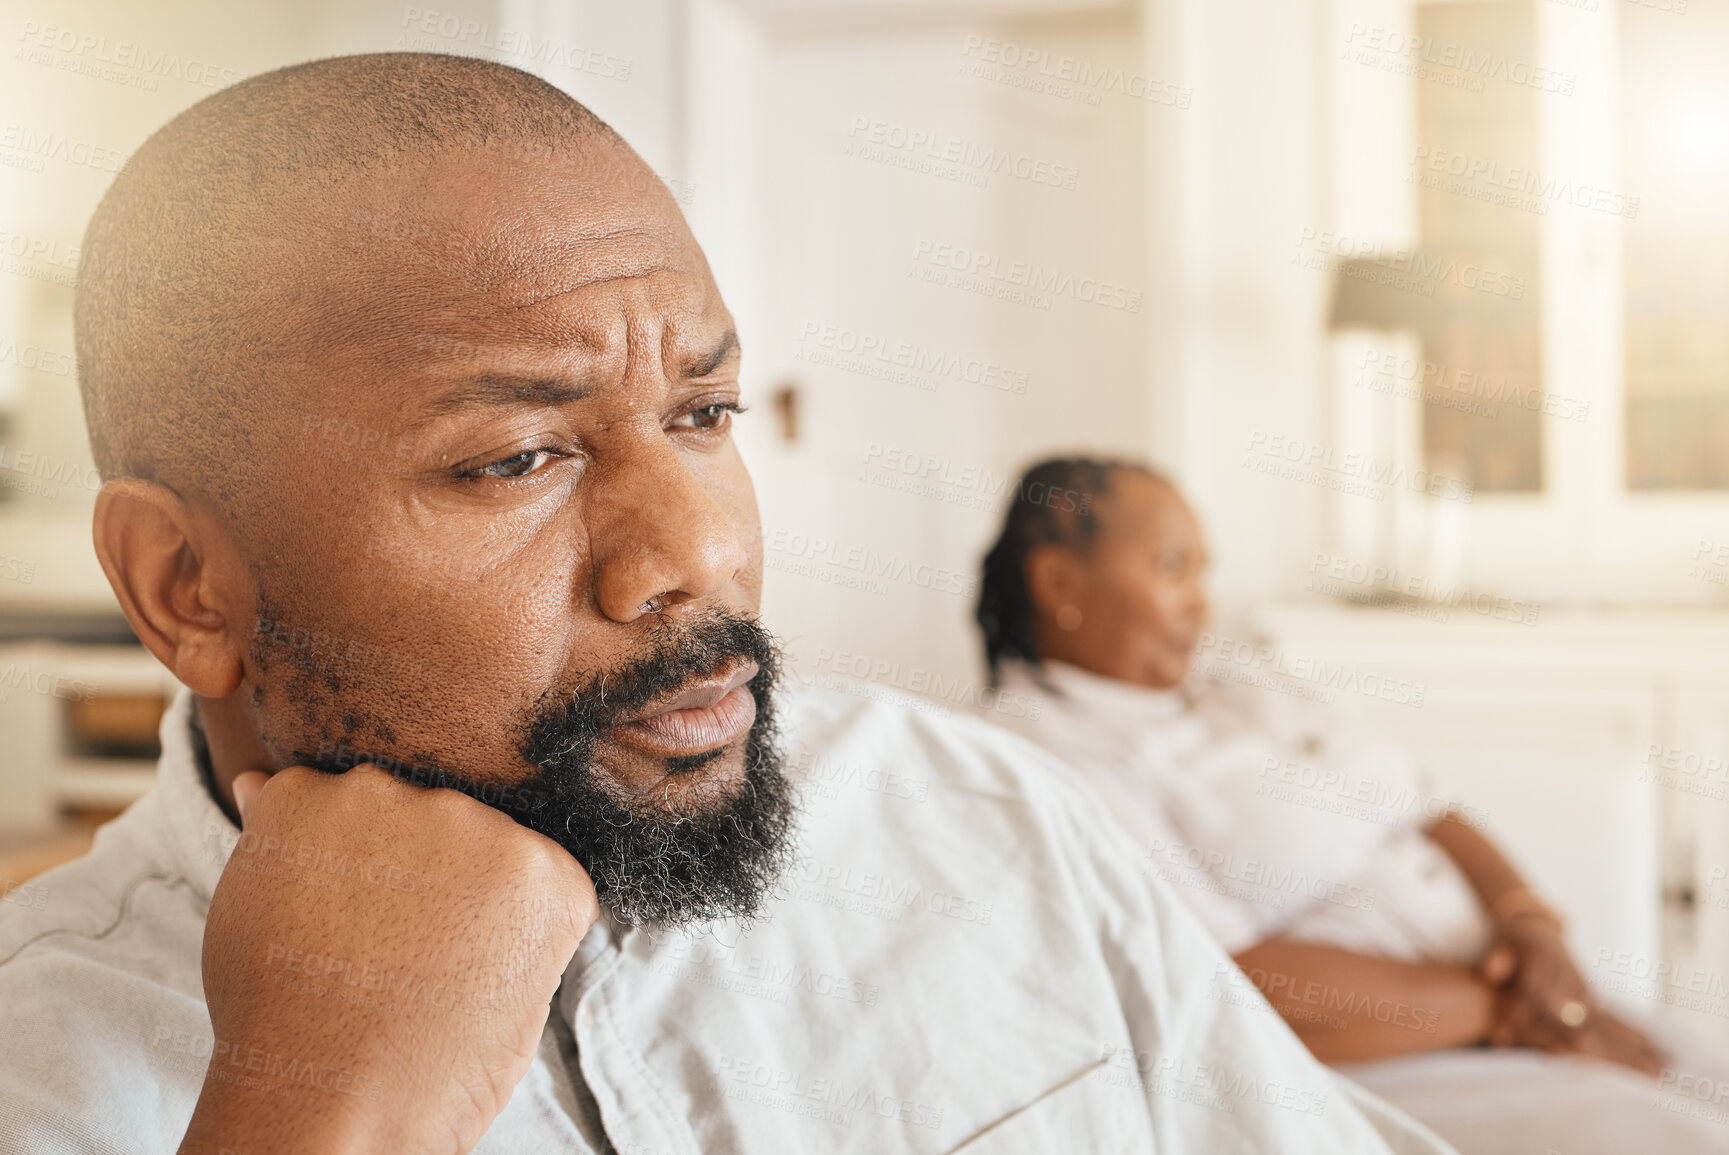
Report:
1023,544,1085,621
92,478,248,697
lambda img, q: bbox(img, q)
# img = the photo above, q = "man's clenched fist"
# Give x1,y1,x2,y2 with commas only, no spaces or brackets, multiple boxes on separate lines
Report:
178,764,599,1155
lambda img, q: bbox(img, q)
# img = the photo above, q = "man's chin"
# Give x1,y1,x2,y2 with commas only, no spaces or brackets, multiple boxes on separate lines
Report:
540,752,797,931
590,735,753,810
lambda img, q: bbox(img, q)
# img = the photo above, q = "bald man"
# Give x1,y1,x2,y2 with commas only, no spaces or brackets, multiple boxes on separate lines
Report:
0,55,1452,1155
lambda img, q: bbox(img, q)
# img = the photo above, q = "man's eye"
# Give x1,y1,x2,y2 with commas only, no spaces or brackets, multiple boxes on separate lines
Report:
678,402,743,431
463,449,559,480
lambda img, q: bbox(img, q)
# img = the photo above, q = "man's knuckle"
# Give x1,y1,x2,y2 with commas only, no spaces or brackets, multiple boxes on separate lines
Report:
272,764,320,790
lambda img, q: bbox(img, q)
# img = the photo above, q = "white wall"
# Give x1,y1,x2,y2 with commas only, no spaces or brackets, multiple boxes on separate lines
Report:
729,10,1152,693
1142,0,1336,622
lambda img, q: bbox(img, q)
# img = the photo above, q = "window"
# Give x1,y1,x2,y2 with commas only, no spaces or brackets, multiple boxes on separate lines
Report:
1327,0,1729,601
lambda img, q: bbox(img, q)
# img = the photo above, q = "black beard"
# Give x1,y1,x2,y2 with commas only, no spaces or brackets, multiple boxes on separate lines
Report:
282,609,796,931
511,610,795,929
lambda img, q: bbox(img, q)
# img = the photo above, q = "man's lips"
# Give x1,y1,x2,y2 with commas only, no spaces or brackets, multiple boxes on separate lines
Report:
610,660,759,758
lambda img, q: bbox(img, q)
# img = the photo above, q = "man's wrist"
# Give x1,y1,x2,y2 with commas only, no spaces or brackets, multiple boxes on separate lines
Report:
178,1078,402,1155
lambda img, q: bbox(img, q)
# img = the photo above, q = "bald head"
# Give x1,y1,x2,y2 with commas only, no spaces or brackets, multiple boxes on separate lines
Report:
75,52,636,505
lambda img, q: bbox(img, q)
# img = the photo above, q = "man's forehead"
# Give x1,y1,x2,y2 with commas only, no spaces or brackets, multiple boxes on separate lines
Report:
343,152,690,271
336,288,736,441
309,141,721,335
279,144,730,432
400,252,735,369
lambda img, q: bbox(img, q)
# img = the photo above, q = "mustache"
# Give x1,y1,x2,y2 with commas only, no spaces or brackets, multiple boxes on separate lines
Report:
520,610,782,773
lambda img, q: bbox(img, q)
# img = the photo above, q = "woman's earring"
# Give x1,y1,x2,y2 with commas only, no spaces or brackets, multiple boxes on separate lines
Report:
1056,605,1083,632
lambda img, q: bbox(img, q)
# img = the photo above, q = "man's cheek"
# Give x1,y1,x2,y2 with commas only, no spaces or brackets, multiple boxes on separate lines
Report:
739,543,766,607
728,463,766,611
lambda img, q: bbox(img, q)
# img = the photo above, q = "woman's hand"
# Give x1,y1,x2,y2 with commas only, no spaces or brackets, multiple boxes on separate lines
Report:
1479,916,1663,1077
1427,815,1665,1078
1570,1007,1665,1076
1493,914,1594,1029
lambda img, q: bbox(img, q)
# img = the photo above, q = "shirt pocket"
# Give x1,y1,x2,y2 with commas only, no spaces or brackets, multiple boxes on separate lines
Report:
942,1057,1147,1155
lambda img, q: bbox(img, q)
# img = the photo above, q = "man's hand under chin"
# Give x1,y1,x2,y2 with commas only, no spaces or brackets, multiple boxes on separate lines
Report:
178,764,599,1155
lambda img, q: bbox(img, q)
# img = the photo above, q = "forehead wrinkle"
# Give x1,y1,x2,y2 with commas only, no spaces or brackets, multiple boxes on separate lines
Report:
410,374,597,428
494,268,668,316
478,215,685,287
386,234,712,416
664,322,739,381
331,185,696,345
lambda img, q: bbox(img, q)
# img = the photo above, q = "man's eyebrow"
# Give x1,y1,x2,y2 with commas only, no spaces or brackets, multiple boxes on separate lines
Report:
686,329,740,378
414,375,595,424
410,334,736,428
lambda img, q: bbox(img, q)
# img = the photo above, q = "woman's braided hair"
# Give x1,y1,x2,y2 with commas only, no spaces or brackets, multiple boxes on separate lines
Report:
975,456,1158,685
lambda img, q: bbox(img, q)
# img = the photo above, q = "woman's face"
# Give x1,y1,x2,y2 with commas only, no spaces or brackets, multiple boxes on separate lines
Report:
1034,473,1210,690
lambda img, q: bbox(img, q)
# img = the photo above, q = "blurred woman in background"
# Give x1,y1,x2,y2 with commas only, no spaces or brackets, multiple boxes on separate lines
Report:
974,456,1724,1154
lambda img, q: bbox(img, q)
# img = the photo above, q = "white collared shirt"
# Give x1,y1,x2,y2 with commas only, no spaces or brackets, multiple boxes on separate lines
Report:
0,681,1453,1154
989,660,1492,965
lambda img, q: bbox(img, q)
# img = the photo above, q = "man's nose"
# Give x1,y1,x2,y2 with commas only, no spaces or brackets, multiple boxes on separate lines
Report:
585,436,747,622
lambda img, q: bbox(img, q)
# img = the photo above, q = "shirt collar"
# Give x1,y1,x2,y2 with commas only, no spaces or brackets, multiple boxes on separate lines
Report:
1008,658,1192,722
